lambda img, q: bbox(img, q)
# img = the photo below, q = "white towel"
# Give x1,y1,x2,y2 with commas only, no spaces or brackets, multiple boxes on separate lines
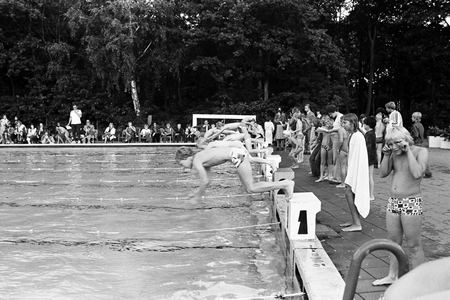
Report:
345,131,371,218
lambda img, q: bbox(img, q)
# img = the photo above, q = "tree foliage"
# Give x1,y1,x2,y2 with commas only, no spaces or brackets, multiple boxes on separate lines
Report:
0,0,449,129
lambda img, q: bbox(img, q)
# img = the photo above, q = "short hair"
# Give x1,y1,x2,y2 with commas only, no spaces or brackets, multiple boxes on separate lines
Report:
385,126,414,146
364,116,376,129
292,107,300,114
412,112,422,121
175,146,194,162
376,107,387,115
342,113,359,132
326,104,338,114
385,101,396,109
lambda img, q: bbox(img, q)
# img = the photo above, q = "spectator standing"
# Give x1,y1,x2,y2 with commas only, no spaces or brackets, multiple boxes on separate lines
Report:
304,104,315,154
201,120,210,135
308,118,322,177
340,113,370,232
363,116,377,200
274,108,287,151
373,126,428,286
67,104,82,143
384,101,403,130
335,122,349,188
375,107,387,167
327,105,344,184
411,112,432,178
315,115,333,182
0,115,10,144
264,116,274,147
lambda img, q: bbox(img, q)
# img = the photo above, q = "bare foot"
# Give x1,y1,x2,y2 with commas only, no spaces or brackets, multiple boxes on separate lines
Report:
291,164,299,169
283,181,295,202
342,224,362,232
315,177,324,182
372,276,397,286
336,183,346,188
339,221,353,227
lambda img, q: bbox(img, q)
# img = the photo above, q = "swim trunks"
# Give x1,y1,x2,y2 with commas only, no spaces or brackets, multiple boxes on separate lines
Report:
230,148,247,168
387,196,423,216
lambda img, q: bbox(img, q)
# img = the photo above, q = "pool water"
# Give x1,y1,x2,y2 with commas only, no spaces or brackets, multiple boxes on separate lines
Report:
0,147,288,299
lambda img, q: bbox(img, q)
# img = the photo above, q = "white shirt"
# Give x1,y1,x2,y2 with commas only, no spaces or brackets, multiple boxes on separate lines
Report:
70,110,82,125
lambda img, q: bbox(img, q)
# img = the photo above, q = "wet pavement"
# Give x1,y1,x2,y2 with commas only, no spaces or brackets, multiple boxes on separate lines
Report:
275,145,450,300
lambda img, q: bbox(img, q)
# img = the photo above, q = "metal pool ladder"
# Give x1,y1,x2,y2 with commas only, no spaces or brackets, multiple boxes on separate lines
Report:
342,239,409,300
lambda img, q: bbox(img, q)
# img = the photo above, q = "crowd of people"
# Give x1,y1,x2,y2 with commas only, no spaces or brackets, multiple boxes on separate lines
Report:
174,101,434,292
0,104,209,145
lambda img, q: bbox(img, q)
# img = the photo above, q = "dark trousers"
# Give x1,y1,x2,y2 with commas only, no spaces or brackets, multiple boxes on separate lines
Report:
309,144,321,177
72,124,82,141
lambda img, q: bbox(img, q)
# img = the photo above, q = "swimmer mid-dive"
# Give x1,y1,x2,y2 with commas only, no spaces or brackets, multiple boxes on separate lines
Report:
175,146,294,204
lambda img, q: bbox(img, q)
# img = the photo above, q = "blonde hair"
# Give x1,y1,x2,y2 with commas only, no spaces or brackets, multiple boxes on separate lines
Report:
412,112,422,122
385,126,414,146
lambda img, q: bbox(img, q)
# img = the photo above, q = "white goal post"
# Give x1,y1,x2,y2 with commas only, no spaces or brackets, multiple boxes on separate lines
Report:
192,114,257,128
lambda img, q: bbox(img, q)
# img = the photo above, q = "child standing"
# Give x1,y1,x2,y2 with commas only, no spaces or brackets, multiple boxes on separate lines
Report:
340,113,370,232
364,116,377,200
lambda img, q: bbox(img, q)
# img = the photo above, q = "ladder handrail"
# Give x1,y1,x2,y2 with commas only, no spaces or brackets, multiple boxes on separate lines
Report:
342,239,409,300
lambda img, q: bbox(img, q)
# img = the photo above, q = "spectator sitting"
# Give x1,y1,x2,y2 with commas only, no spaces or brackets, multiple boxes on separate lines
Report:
15,120,27,143
82,120,96,143
162,122,174,142
37,123,46,142
140,124,152,142
151,123,161,142
174,123,185,142
103,123,116,143
185,125,195,142
124,121,137,143
27,124,38,144
40,130,55,144
56,122,71,143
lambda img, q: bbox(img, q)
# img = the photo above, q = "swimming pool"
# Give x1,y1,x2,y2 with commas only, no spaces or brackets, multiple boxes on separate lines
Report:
0,147,288,299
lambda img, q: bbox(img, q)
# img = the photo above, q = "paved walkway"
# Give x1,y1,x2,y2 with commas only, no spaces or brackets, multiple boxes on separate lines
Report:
275,146,450,300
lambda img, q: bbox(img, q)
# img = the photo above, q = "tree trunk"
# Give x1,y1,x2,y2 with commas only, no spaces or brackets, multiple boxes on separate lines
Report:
130,79,141,117
366,24,376,116
264,77,269,101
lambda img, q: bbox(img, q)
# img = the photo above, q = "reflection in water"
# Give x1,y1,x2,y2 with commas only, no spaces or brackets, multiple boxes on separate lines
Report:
0,147,287,299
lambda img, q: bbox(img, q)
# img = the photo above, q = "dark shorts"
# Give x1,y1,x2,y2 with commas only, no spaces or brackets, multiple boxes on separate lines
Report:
387,197,423,216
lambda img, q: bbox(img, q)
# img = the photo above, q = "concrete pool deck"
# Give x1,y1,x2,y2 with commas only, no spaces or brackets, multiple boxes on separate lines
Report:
275,146,450,300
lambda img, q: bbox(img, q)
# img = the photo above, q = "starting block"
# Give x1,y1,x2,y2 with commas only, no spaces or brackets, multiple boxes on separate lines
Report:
262,154,281,180
274,167,295,182
286,192,321,240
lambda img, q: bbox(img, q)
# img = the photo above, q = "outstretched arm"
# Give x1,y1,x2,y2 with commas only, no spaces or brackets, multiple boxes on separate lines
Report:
189,158,211,200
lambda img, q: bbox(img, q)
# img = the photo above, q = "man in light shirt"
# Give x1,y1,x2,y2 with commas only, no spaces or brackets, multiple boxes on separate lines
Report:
68,104,82,143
